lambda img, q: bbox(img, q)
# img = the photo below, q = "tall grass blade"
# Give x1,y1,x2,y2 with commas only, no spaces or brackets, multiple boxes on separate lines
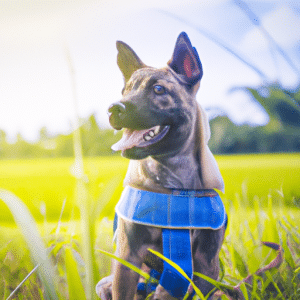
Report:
233,0,300,79
219,258,225,281
279,218,300,243
253,196,261,240
250,274,259,299
92,175,123,221
64,246,87,299
282,238,296,269
193,272,234,291
65,44,98,300
265,194,280,244
0,189,58,300
233,247,248,278
75,178,98,300
239,282,249,300
96,249,150,280
228,244,237,276
265,270,284,298
55,198,67,235
147,248,206,300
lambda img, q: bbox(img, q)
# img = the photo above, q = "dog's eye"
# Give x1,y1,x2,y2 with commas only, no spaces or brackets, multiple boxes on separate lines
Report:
153,85,166,95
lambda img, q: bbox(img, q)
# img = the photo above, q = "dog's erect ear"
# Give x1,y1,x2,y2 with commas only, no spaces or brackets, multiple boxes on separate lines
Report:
116,41,147,83
168,32,203,86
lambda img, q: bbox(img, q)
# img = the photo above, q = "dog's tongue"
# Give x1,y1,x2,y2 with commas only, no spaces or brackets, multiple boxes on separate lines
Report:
111,128,149,151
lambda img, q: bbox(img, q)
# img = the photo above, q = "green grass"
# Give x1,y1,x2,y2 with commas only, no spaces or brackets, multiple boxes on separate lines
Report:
217,153,300,206
0,153,299,224
0,157,128,223
0,153,300,299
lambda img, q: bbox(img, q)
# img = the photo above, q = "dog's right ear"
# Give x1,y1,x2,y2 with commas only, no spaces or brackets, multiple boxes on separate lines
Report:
116,41,146,83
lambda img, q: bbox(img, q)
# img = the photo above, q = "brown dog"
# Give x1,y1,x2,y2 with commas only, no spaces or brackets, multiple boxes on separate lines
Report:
97,32,225,300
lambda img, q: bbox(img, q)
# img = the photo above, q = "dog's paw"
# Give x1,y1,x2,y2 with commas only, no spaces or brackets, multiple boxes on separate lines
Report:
95,275,113,300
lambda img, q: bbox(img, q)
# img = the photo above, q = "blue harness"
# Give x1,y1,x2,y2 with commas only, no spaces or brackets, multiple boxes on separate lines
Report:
115,186,226,298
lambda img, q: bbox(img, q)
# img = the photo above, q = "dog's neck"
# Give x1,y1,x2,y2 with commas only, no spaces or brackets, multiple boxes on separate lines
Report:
124,140,204,193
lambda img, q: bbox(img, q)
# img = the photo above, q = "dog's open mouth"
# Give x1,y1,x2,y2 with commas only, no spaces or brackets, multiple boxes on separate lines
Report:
111,125,170,152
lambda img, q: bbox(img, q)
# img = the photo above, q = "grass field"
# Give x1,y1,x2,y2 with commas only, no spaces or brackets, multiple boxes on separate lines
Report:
0,153,300,299
0,157,128,224
0,153,299,224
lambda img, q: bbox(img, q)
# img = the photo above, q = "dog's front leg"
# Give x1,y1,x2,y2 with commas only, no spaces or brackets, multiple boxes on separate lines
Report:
191,227,225,298
113,262,141,299
112,218,147,300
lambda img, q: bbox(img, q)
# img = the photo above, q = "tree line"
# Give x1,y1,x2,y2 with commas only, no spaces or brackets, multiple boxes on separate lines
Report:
209,83,300,154
0,83,299,159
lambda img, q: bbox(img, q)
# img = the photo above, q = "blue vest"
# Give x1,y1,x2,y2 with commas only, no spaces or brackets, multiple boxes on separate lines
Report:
116,186,226,229
115,186,226,298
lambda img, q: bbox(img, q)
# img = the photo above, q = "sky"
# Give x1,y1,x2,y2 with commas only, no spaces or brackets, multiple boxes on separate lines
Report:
0,0,300,142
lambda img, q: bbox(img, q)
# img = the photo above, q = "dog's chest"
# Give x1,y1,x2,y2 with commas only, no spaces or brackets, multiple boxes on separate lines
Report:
125,156,204,191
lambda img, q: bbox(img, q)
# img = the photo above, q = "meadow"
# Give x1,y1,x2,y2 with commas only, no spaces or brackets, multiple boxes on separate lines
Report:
0,153,300,299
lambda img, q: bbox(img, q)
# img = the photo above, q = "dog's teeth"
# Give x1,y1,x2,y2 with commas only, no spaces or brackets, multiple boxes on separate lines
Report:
144,134,152,141
143,126,161,142
154,126,160,135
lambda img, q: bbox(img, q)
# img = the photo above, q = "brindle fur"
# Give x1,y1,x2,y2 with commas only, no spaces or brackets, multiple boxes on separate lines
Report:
96,32,225,300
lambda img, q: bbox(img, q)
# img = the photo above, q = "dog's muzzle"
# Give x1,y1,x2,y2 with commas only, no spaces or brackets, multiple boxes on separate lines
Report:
108,102,170,153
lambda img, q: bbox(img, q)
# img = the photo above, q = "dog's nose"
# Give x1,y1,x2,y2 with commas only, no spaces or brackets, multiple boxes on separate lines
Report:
108,102,126,115
108,102,127,130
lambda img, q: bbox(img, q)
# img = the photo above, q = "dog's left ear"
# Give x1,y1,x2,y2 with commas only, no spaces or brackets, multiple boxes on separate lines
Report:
168,32,203,87
116,41,147,83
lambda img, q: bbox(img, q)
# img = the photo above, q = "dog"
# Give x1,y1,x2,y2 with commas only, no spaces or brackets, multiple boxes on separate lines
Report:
97,32,226,300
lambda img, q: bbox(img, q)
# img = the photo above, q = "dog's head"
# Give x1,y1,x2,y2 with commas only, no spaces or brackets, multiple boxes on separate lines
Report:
109,32,224,191
109,32,205,160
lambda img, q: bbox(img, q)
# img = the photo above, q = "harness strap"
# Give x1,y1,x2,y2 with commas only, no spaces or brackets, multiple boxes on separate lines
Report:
114,186,227,298
159,228,193,298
